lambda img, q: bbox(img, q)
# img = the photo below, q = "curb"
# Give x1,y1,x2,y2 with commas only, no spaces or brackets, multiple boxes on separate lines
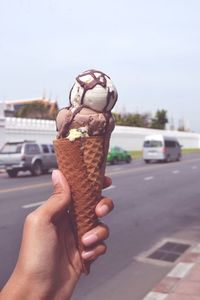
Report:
143,244,200,299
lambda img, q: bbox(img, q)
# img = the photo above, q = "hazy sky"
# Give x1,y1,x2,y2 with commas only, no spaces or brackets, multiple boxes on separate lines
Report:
1,0,200,132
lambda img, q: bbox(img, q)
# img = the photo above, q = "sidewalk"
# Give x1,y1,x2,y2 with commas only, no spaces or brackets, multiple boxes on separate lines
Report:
143,244,200,299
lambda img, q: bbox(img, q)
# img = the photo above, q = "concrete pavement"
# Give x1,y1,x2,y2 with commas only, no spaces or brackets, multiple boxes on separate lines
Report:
143,244,200,299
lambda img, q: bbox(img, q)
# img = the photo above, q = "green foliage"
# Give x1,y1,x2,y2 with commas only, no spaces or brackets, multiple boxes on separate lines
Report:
15,101,59,120
150,109,168,129
113,112,151,127
113,109,168,129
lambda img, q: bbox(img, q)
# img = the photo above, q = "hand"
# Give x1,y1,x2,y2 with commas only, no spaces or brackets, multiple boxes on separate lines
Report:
0,170,114,300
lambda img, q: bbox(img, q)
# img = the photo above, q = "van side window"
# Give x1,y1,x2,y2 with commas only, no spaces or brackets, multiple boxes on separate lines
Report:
165,141,176,148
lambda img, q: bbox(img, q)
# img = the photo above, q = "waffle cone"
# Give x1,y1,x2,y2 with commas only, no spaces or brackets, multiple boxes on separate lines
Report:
53,136,107,274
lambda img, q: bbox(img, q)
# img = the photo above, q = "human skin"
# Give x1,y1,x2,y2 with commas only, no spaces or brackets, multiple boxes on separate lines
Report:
0,170,113,300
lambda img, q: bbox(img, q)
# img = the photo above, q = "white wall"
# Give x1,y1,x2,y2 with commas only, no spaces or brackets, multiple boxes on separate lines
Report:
111,126,200,150
0,115,200,151
4,117,56,146
0,103,6,146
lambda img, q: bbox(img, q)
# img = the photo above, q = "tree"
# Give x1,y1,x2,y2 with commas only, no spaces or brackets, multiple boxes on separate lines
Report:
151,109,168,129
15,101,59,120
113,112,151,127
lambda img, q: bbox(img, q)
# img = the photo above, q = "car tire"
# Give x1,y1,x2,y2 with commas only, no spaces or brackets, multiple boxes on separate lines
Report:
7,170,18,178
31,161,42,176
164,155,170,163
126,156,132,163
144,160,150,164
111,157,118,165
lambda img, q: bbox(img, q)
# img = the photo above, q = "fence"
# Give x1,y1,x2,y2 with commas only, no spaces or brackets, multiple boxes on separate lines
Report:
0,103,200,150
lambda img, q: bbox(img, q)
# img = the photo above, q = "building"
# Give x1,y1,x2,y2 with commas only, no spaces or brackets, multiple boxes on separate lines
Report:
4,97,58,118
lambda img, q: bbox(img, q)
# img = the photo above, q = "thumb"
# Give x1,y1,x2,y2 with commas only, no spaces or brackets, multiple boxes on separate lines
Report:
39,169,71,219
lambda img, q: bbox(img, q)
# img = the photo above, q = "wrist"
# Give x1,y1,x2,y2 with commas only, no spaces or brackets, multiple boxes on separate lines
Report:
0,266,80,300
0,266,50,300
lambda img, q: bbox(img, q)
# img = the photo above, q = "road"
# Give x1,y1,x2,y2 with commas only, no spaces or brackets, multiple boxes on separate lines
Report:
1,154,200,299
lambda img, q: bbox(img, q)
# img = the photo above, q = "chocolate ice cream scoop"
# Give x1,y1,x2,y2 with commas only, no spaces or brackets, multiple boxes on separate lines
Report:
56,69,118,139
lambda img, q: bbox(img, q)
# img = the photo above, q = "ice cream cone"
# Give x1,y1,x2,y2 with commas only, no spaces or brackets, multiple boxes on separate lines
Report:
53,136,107,274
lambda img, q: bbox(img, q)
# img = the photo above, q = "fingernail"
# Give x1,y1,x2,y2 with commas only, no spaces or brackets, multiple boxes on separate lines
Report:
82,234,98,246
52,170,59,186
82,250,95,260
100,204,109,216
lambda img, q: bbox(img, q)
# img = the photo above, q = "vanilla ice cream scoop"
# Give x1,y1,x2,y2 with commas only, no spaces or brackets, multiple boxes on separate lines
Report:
70,69,118,112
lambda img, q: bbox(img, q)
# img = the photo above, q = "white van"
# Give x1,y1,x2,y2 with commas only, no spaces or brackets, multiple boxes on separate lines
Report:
143,134,182,163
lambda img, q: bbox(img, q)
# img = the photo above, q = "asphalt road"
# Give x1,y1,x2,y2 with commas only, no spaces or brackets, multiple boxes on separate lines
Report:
1,154,200,299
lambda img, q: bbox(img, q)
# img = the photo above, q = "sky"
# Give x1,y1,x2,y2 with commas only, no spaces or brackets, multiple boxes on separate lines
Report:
1,0,200,132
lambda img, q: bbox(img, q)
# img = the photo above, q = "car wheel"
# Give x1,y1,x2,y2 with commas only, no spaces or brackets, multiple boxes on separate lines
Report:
7,170,18,178
176,154,181,161
31,161,42,176
126,156,132,163
164,155,170,163
111,157,118,165
144,160,150,164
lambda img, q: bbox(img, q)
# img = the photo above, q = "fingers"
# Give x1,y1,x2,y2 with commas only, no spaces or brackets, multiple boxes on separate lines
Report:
37,170,71,219
81,223,109,260
95,197,114,218
81,244,107,261
81,196,114,261
103,176,112,189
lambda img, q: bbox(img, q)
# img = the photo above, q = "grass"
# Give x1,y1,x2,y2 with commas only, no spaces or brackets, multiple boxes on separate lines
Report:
182,148,200,155
128,148,200,159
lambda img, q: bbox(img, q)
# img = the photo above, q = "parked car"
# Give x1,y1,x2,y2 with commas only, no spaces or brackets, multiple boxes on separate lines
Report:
107,146,132,164
0,141,57,177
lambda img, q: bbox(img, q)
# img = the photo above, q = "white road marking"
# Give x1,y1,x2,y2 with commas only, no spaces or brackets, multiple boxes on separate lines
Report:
22,201,45,209
172,170,180,174
103,185,115,190
144,176,154,181
192,166,197,169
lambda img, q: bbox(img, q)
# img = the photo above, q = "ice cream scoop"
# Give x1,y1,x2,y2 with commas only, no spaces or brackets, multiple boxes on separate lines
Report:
56,69,118,140
53,69,118,274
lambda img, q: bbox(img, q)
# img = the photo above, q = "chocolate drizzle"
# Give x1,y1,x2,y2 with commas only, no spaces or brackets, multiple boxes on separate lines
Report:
57,69,117,138
73,69,117,112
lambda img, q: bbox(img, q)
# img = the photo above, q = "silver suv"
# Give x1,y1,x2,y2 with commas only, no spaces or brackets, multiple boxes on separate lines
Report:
0,141,57,177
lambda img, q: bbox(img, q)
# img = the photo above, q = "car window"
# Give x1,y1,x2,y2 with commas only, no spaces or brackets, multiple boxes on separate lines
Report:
144,140,162,147
0,143,22,154
49,145,55,153
42,144,50,153
114,147,120,151
25,144,40,154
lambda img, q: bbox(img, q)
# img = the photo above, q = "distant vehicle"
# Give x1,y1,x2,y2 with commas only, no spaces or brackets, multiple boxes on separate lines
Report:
143,135,182,163
0,141,57,177
107,146,132,164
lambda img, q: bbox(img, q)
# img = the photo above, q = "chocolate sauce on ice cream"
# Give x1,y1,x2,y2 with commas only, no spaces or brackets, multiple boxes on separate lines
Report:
56,69,118,140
